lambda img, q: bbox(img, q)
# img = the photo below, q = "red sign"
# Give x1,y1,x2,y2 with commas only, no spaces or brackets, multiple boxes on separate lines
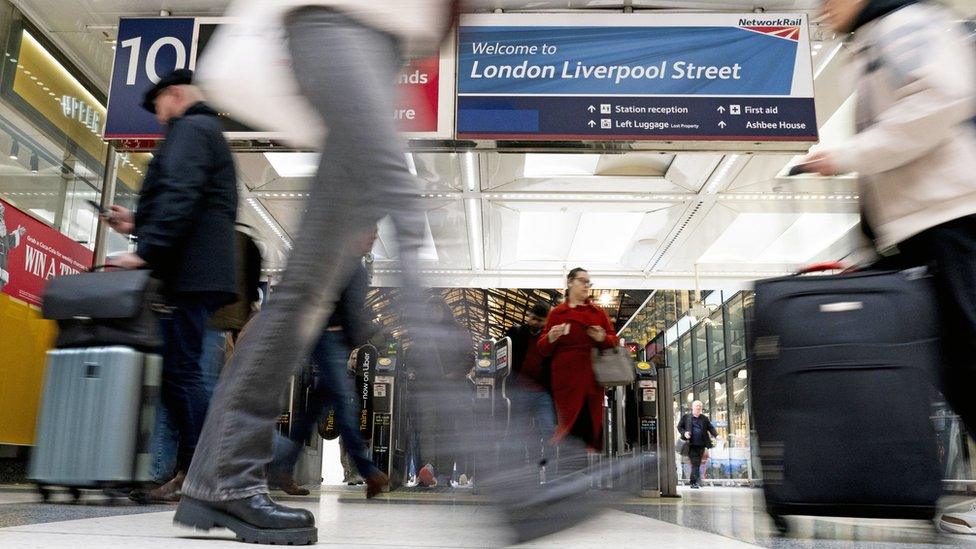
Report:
395,56,441,134
0,199,93,307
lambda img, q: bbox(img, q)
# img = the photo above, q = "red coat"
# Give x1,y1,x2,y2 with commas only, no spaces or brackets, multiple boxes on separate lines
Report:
537,301,619,449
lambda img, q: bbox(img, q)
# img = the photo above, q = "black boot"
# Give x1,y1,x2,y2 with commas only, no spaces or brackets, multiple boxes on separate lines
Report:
174,493,317,545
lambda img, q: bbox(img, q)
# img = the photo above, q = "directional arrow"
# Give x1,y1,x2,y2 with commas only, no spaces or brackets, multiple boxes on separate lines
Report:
718,120,727,128
587,105,596,113
588,120,597,128
717,106,726,114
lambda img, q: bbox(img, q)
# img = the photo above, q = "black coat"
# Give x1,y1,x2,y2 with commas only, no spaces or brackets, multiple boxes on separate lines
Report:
505,323,550,389
135,102,238,302
677,413,718,448
326,258,371,349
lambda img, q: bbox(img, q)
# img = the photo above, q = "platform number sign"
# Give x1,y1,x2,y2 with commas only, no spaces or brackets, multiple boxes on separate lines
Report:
104,18,196,139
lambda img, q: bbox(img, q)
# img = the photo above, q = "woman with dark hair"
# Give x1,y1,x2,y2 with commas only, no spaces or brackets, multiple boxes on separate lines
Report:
537,268,619,452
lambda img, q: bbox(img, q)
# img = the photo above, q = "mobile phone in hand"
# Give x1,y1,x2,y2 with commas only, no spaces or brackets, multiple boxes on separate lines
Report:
787,162,816,176
85,199,108,215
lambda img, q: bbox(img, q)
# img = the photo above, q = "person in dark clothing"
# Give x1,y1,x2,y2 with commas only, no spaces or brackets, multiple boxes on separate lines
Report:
413,297,475,487
267,228,388,498
106,68,238,502
506,303,556,468
677,401,718,489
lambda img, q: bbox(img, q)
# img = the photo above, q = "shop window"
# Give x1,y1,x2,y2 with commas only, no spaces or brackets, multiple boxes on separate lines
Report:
729,365,751,479
666,340,679,390
726,294,747,365
707,306,726,374
679,332,692,391
694,382,709,415
708,377,730,481
692,324,707,383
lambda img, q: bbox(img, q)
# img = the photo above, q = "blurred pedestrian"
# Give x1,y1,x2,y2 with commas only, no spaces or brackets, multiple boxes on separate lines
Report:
506,303,557,469
413,296,474,487
175,3,458,544
106,68,238,503
799,2,976,531
677,401,717,489
266,228,388,498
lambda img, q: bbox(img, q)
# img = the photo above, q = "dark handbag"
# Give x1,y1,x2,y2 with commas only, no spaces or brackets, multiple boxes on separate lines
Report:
42,268,164,351
677,438,690,456
591,344,636,387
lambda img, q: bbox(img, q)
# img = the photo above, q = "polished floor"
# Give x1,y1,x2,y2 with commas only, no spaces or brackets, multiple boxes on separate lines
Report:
1,484,975,548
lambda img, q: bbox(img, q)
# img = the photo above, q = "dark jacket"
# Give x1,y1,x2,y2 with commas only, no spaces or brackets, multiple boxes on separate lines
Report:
677,413,718,448
327,258,371,349
210,229,262,331
506,323,550,390
135,102,237,302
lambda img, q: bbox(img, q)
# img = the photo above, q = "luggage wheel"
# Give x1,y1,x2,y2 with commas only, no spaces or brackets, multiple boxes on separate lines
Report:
771,514,790,535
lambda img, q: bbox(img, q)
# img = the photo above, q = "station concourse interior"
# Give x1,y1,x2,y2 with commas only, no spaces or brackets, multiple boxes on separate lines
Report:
1,0,976,548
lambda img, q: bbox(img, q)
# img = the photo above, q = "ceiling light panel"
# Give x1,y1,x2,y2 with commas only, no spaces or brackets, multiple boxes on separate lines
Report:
568,212,644,263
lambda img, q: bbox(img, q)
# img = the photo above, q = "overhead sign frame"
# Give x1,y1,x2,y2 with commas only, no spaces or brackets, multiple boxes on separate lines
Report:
455,13,819,152
105,17,456,148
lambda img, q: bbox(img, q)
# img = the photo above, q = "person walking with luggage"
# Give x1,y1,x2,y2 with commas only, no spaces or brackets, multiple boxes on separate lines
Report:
105,68,238,503
799,0,976,533
538,268,619,458
266,228,389,498
677,400,717,489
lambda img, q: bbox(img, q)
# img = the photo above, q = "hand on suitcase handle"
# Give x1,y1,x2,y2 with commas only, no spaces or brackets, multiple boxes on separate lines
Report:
795,262,857,275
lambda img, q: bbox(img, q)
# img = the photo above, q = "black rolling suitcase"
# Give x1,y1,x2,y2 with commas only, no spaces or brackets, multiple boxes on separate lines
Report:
750,263,943,533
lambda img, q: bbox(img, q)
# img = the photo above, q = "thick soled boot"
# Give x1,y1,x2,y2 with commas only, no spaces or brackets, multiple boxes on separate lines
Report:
174,493,317,545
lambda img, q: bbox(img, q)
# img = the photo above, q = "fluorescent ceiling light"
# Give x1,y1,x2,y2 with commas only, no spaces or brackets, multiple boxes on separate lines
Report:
758,213,860,263
376,215,439,262
523,154,601,177
699,213,860,264
516,211,579,261
264,152,319,178
568,212,643,263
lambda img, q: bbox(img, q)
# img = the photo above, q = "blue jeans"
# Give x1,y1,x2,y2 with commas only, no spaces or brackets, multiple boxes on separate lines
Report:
515,389,557,464
270,331,377,480
151,327,226,481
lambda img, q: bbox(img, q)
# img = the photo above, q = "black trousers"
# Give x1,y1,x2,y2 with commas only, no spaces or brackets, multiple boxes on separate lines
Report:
876,215,976,435
688,445,705,485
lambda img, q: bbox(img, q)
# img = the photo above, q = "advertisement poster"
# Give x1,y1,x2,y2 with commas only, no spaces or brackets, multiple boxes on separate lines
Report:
457,13,817,144
0,199,93,307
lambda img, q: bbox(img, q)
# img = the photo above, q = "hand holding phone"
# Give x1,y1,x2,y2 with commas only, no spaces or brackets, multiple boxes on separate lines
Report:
85,199,108,215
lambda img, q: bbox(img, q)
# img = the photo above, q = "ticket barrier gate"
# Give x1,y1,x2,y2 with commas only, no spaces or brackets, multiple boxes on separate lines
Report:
631,358,678,498
280,360,325,487
590,344,638,489
471,337,512,483
367,341,407,491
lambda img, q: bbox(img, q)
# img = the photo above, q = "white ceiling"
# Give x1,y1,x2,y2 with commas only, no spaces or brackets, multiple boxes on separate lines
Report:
13,0,972,289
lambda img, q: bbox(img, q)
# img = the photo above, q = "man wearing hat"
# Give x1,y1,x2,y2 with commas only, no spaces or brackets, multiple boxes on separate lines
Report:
105,68,238,503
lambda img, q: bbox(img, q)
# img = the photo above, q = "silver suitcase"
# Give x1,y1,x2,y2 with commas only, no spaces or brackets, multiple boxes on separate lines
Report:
29,347,161,494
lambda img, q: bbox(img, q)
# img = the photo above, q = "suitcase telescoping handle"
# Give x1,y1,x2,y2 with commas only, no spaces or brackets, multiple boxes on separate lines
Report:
794,261,857,275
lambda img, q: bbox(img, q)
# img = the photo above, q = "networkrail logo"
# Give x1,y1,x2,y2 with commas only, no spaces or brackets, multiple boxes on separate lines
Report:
738,18,803,42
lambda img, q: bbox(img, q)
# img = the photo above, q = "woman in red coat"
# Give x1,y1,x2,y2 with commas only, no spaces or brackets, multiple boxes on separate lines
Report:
537,268,619,451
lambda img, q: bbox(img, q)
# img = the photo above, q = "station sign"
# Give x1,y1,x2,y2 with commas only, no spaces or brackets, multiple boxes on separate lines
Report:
456,13,818,146
105,18,454,143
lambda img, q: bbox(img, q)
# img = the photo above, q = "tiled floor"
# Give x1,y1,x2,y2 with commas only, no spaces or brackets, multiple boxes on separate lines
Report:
1,484,974,548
